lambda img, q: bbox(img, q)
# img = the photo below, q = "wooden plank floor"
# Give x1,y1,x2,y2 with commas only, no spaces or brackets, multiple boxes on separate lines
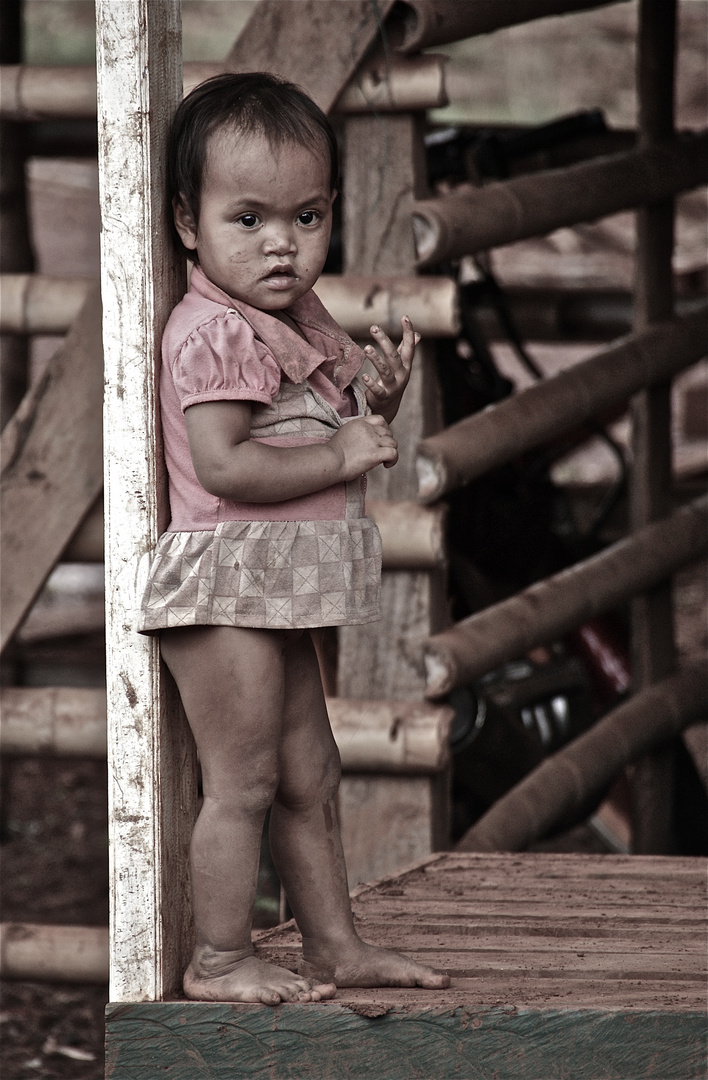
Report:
105,853,707,1079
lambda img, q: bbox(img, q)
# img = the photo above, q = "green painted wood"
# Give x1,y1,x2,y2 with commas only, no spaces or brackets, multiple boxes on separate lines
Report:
105,1001,707,1080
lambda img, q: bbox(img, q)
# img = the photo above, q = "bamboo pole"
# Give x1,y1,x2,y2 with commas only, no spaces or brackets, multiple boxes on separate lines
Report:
1,273,459,339
424,495,707,698
0,56,446,121
329,698,453,772
0,274,93,334
0,2,33,429
412,132,708,266
393,0,621,53
0,687,451,774
416,303,707,503
456,659,707,853
1,687,107,756
55,497,443,569
334,53,447,113
314,275,459,339
367,499,446,570
629,0,679,854
0,923,109,983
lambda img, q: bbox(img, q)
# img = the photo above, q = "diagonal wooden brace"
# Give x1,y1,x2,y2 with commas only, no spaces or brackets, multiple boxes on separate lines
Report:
0,286,103,653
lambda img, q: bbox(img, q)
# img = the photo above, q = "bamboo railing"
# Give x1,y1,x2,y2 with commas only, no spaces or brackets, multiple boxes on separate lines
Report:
412,131,708,266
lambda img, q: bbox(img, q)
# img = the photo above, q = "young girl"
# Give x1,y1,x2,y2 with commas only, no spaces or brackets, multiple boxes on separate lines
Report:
139,72,450,1005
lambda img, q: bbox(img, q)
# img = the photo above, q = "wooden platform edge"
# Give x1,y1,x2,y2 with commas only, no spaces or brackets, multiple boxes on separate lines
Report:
104,1000,708,1080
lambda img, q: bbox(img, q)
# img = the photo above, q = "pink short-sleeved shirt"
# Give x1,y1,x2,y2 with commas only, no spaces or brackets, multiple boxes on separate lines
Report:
162,266,366,531
138,267,382,632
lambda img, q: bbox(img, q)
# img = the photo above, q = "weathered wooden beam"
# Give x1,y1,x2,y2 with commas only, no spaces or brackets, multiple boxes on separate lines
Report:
412,131,708,266
0,923,108,983
337,112,448,703
456,659,707,853
0,287,103,653
424,495,707,697
416,303,707,503
96,0,196,1004
0,687,451,774
628,0,679,855
0,53,445,120
1,273,460,340
393,0,624,53
225,0,397,113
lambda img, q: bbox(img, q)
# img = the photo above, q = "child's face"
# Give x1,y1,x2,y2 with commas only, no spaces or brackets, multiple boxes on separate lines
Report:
174,129,335,311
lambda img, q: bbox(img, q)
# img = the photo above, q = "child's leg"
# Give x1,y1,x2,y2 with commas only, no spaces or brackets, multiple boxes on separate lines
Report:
270,631,450,989
160,624,336,1004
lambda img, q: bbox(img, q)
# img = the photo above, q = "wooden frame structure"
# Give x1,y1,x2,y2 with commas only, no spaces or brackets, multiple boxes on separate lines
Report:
1,0,706,1073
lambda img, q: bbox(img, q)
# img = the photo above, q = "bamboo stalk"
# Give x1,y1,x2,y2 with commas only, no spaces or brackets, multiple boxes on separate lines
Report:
314,275,459,339
412,132,708,266
59,497,443,569
424,495,708,698
1,687,107,756
393,0,619,53
334,53,447,113
0,923,109,983
367,499,446,570
1,273,459,339
416,303,707,503
0,274,94,334
456,659,707,853
328,698,453,772
0,56,446,121
0,64,98,119
0,687,451,773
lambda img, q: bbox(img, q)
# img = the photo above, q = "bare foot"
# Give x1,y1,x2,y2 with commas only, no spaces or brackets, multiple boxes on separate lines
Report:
184,946,337,1005
299,939,450,990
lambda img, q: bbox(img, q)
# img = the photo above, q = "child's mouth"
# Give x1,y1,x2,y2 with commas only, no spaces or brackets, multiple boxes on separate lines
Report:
263,266,297,288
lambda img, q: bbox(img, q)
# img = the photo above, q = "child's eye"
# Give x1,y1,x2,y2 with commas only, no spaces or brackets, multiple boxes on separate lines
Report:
297,210,319,226
236,213,260,229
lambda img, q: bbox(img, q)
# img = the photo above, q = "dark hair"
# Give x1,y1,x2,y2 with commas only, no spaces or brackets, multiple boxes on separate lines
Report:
167,72,339,259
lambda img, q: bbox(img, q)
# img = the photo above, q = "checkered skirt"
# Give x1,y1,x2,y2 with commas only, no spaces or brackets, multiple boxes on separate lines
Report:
138,515,382,632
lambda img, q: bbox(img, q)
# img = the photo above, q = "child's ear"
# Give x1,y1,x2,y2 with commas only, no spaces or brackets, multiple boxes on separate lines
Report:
173,195,198,251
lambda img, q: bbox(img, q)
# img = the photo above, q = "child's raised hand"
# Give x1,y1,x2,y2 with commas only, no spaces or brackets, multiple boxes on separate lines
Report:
362,316,419,424
330,414,398,478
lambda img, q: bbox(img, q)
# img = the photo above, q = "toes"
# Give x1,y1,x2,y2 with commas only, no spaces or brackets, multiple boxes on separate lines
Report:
416,972,450,989
259,989,283,1006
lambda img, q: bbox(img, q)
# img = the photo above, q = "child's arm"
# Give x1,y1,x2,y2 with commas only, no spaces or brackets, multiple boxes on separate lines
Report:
185,401,397,503
362,316,419,425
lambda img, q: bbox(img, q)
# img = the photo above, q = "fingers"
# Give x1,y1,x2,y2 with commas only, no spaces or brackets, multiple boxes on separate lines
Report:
364,316,417,378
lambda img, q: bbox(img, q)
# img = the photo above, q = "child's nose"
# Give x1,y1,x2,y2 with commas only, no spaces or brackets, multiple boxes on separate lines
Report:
263,224,296,256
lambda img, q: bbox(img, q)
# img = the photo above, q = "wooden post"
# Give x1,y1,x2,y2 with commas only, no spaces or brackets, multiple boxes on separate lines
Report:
336,108,449,884
96,0,197,1002
0,0,32,431
338,113,447,701
630,0,677,854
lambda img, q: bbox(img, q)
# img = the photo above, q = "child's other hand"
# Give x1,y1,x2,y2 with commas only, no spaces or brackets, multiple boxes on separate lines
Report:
330,414,398,478
362,316,419,424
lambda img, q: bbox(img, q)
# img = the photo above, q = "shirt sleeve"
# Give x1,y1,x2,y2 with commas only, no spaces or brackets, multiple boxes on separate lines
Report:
171,311,281,412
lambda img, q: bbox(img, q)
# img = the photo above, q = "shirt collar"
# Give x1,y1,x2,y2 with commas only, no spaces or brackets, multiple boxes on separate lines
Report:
189,266,365,388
